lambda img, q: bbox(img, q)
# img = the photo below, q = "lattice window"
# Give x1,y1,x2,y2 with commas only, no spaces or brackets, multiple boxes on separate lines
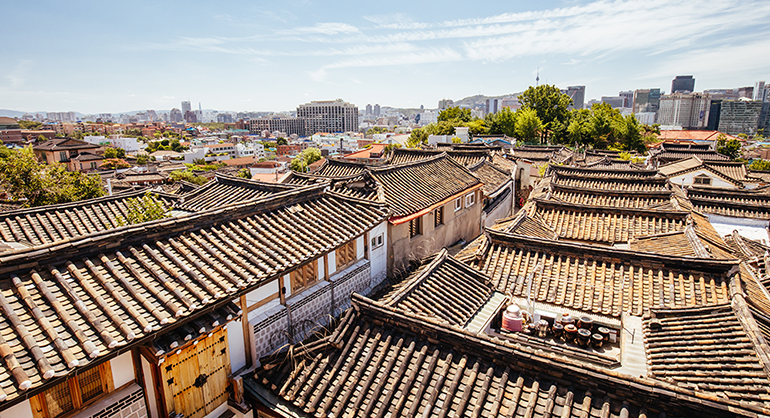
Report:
434,206,444,227
336,240,357,270
291,260,318,293
44,380,74,418
693,175,712,185
78,366,104,403
410,216,422,238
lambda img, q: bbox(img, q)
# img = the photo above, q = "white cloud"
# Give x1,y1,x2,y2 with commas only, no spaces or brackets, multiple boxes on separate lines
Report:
282,22,360,35
6,60,32,87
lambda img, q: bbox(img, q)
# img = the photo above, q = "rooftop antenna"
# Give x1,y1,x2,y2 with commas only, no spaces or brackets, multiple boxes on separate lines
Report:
536,68,540,86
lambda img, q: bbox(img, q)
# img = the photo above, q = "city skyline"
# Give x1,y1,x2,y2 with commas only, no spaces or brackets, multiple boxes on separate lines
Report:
2,0,770,114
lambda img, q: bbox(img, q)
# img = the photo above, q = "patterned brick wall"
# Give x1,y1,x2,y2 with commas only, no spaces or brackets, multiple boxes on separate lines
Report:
251,260,371,362
88,385,146,418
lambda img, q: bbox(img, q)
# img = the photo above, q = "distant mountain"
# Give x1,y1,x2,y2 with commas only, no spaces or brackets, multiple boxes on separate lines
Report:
453,92,522,109
0,109,34,118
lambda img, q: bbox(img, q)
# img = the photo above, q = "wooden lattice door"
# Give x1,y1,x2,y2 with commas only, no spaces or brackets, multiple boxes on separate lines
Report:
160,328,231,418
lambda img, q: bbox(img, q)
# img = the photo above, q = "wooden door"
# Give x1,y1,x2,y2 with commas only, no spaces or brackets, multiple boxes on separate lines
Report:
159,328,232,418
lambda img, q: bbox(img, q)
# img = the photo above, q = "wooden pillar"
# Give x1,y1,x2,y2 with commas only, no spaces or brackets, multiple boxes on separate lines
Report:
279,275,286,305
323,253,329,280
364,231,370,260
240,295,252,367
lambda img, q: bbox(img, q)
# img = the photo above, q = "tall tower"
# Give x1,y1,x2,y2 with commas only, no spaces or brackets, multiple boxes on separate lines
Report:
536,68,540,86
181,101,191,114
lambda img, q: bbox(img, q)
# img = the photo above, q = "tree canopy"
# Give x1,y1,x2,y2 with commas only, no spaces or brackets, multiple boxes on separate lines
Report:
717,134,742,160
289,147,322,172
514,108,543,144
276,137,288,146
438,106,472,123
115,192,169,227
103,147,126,159
748,159,770,171
0,146,104,207
519,84,573,143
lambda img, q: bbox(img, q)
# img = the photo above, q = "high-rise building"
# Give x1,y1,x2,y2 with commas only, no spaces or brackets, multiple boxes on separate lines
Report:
600,96,625,109
754,81,767,101
671,75,695,94
565,86,585,109
633,89,661,113
619,91,634,108
718,100,770,136
297,99,359,135
248,115,307,136
169,108,183,123
485,98,500,115
438,99,454,110
657,93,710,129
181,101,191,114
373,104,381,117
365,104,373,115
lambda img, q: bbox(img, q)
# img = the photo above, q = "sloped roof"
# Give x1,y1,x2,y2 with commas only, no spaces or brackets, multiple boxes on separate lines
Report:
0,185,389,405
550,170,670,192
688,186,770,219
313,158,370,177
468,160,511,196
659,156,750,185
378,249,496,326
465,229,736,317
657,130,738,142
250,294,764,418
369,153,481,220
173,174,296,212
0,189,178,249
32,137,100,151
549,164,660,180
388,148,489,167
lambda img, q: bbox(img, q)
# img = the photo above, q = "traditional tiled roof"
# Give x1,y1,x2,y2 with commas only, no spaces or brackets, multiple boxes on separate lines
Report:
173,174,296,212
0,185,390,405
388,148,489,167
526,199,689,244
490,152,516,172
659,157,750,186
687,186,770,219
510,146,570,164
465,230,735,317
313,158,370,177
494,211,557,240
656,130,738,142
378,249,496,326
468,160,511,196
652,142,730,164
0,189,178,249
629,226,734,259
32,137,100,151
642,302,770,405
545,180,674,209
369,153,481,220
550,170,670,192
250,294,764,418
549,164,660,180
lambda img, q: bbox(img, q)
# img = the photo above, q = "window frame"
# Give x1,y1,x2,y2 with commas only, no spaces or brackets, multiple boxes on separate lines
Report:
32,362,115,418
290,259,319,294
335,240,358,271
693,174,712,185
434,206,444,227
454,197,462,212
370,234,384,249
465,191,476,208
409,216,422,239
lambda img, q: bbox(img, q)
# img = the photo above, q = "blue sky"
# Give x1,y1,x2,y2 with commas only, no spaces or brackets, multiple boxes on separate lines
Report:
2,0,769,114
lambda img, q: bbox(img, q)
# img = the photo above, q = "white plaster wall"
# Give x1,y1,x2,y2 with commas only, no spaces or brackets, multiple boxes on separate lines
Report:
369,222,388,286
110,352,135,388
356,236,365,260
317,257,325,281
327,251,337,275
707,214,770,244
227,319,247,373
203,401,229,418
0,400,34,418
283,274,291,297
141,356,160,418
668,170,735,188
245,280,279,306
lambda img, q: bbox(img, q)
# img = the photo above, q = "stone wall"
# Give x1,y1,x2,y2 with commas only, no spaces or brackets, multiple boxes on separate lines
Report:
250,260,371,363
81,383,147,418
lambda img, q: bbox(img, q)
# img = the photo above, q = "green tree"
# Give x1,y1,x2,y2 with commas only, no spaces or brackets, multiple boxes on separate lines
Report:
487,107,517,137
290,147,322,172
464,119,489,136
383,143,401,155
615,114,646,153
170,170,208,185
18,120,42,130
276,137,288,146
366,127,388,136
136,154,149,165
37,135,49,142
0,146,104,207
115,192,169,226
100,158,131,170
104,147,117,159
566,108,593,147
237,168,252,179
407,128,429,148
519,84,573,143
748,159,770,171
438,106,472,123
717,135,742,160
514,108,543,144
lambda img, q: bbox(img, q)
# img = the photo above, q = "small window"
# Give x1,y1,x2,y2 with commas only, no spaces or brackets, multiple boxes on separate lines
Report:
90,162,97,169
410,216,422,238
290,260,318,293
434,206,444,227
59,151,68,162
335,240,357,270
465,192,476,207
693,175,712,185
371,234,384,249
454,197,462,212
35,363,112,418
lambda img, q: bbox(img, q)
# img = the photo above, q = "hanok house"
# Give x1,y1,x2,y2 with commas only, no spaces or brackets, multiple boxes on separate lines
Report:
32,137,103,172
467,159,514,227
649,142,731,167
368,153,483,272
0,181,389,418
246,244,770,417
686,185,770,242
659,156,762,189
